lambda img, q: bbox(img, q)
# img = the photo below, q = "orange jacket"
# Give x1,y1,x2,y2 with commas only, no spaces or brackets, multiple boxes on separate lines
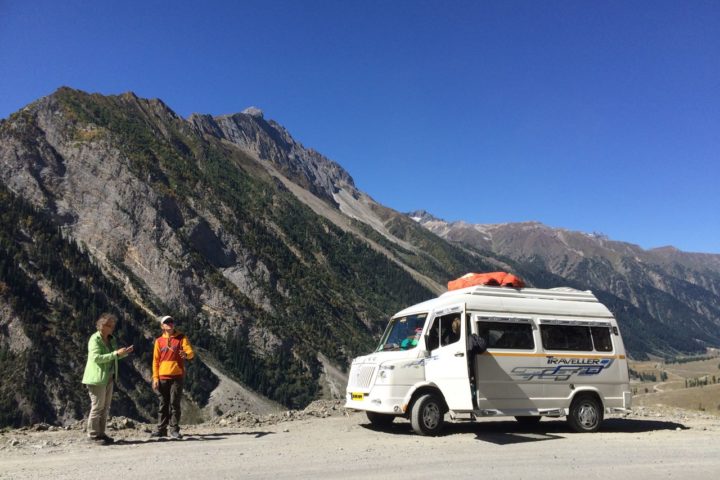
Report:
152,332,194,380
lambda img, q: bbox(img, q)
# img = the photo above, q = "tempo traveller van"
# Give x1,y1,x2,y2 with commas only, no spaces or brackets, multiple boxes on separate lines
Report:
344,282,632,436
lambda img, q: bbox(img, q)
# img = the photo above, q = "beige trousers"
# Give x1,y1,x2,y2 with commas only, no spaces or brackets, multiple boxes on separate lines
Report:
86,381,113,438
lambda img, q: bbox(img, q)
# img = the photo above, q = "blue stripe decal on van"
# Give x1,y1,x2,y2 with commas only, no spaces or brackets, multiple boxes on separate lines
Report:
511,357,614,381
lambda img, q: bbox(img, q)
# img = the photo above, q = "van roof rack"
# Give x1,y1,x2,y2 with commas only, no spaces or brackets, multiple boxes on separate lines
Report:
442,284,598,303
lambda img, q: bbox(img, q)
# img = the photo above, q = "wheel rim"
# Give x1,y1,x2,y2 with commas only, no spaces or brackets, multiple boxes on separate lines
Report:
422,401,441,429
577,402,598,429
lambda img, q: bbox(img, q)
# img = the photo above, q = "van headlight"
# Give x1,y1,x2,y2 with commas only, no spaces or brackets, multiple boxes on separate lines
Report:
375,364,395,384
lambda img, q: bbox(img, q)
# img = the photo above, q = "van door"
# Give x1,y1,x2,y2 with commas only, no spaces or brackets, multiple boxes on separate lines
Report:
474,316,542,412
424,303,473,411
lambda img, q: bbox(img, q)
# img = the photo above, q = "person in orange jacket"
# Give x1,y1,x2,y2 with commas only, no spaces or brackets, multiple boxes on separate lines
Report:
150,315,194,439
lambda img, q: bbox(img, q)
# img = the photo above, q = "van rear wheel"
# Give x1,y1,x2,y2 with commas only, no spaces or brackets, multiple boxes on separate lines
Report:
366,411,395,428
410,393,445,436
567,394,603,433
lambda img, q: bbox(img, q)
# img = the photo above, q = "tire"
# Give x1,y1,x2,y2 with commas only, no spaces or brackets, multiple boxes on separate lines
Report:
366,411,395,428
567,394,603,433
514,416,542,425
410,393,445,436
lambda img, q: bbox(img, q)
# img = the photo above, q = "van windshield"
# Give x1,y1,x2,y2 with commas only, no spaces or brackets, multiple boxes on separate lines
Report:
376,313,428,351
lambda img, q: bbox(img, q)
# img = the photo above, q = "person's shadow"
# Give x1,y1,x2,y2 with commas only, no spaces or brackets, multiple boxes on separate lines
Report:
113,431,276,445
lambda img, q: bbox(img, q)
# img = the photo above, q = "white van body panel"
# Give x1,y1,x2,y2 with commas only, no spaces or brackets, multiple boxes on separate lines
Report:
345,285,632,422
423,303,474,411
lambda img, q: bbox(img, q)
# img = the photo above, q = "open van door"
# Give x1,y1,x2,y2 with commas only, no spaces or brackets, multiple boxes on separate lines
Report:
424,303,473,411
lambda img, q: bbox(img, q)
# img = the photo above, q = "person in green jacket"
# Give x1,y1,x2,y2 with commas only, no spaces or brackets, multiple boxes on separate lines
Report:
81,312,133,445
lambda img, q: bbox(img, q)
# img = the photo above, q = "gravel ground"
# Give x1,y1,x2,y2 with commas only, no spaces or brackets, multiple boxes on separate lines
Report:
1,402,719,479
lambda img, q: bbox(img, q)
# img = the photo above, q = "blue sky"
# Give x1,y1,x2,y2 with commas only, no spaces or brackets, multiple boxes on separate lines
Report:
2,1,718,253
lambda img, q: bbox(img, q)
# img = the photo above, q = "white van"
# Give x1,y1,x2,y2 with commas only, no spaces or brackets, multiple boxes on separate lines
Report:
345,284,632,435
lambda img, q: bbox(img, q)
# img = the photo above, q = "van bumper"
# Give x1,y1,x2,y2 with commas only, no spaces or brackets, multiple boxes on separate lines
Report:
344,385,410,414
623,390,633,409
604,390,633,413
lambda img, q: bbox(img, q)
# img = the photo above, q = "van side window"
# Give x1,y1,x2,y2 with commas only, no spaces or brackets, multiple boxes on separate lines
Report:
440,314,461,347
477,320,534,350
541,325,593,351
591,327,613,352
426,313,462,351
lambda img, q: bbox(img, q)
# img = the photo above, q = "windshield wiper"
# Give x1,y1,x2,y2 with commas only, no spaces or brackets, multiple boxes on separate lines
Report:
380,342,400,351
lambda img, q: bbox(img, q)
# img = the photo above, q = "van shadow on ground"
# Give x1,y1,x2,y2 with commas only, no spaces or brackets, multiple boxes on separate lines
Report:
361,417,687,445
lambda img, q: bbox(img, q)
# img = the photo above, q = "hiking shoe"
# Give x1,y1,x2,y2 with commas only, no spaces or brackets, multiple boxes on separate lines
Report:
88,436,112,445
98,434,115,444
169,430,183,439
150,430,167,438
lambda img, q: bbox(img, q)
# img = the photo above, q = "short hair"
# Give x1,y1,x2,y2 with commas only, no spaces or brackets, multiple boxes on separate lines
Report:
96,312,118,331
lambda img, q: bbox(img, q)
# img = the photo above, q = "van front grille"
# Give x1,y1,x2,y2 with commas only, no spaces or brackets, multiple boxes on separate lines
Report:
347,365,376,390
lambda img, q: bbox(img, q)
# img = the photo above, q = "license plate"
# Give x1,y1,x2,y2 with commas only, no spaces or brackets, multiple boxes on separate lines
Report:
351,392,364,401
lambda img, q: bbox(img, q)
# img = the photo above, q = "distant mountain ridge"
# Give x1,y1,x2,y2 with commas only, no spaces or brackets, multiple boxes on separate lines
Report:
408,209,720,283
0,87,718,428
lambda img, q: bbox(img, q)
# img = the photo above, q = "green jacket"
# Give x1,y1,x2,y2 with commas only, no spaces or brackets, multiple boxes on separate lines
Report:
81,332,125,385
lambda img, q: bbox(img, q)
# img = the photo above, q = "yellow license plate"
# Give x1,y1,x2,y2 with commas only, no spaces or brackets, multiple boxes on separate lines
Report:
351,392,364,401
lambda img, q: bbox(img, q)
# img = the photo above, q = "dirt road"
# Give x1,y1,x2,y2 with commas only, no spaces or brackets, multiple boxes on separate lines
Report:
2,407,719,479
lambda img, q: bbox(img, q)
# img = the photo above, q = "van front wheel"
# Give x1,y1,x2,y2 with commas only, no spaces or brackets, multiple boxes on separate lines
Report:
410,393,445,436
567,394,603,433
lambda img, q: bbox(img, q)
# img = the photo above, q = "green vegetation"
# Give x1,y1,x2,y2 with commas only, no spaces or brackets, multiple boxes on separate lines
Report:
665,355,715,364
629,368,658,382
685,376,718,388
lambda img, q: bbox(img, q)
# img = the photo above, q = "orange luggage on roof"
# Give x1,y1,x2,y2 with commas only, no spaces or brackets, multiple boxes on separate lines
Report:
447,272,525,291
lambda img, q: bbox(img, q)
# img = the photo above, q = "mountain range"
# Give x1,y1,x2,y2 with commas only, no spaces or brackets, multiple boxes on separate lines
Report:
0,87,718,427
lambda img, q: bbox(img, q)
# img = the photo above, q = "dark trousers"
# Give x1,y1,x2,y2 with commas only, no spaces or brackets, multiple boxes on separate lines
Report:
157,378,183,433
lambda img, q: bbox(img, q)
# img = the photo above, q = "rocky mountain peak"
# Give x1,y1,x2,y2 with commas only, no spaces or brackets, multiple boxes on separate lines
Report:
650,246,680,253
407,210,443,223
242,106,264,118
192,107,357,205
